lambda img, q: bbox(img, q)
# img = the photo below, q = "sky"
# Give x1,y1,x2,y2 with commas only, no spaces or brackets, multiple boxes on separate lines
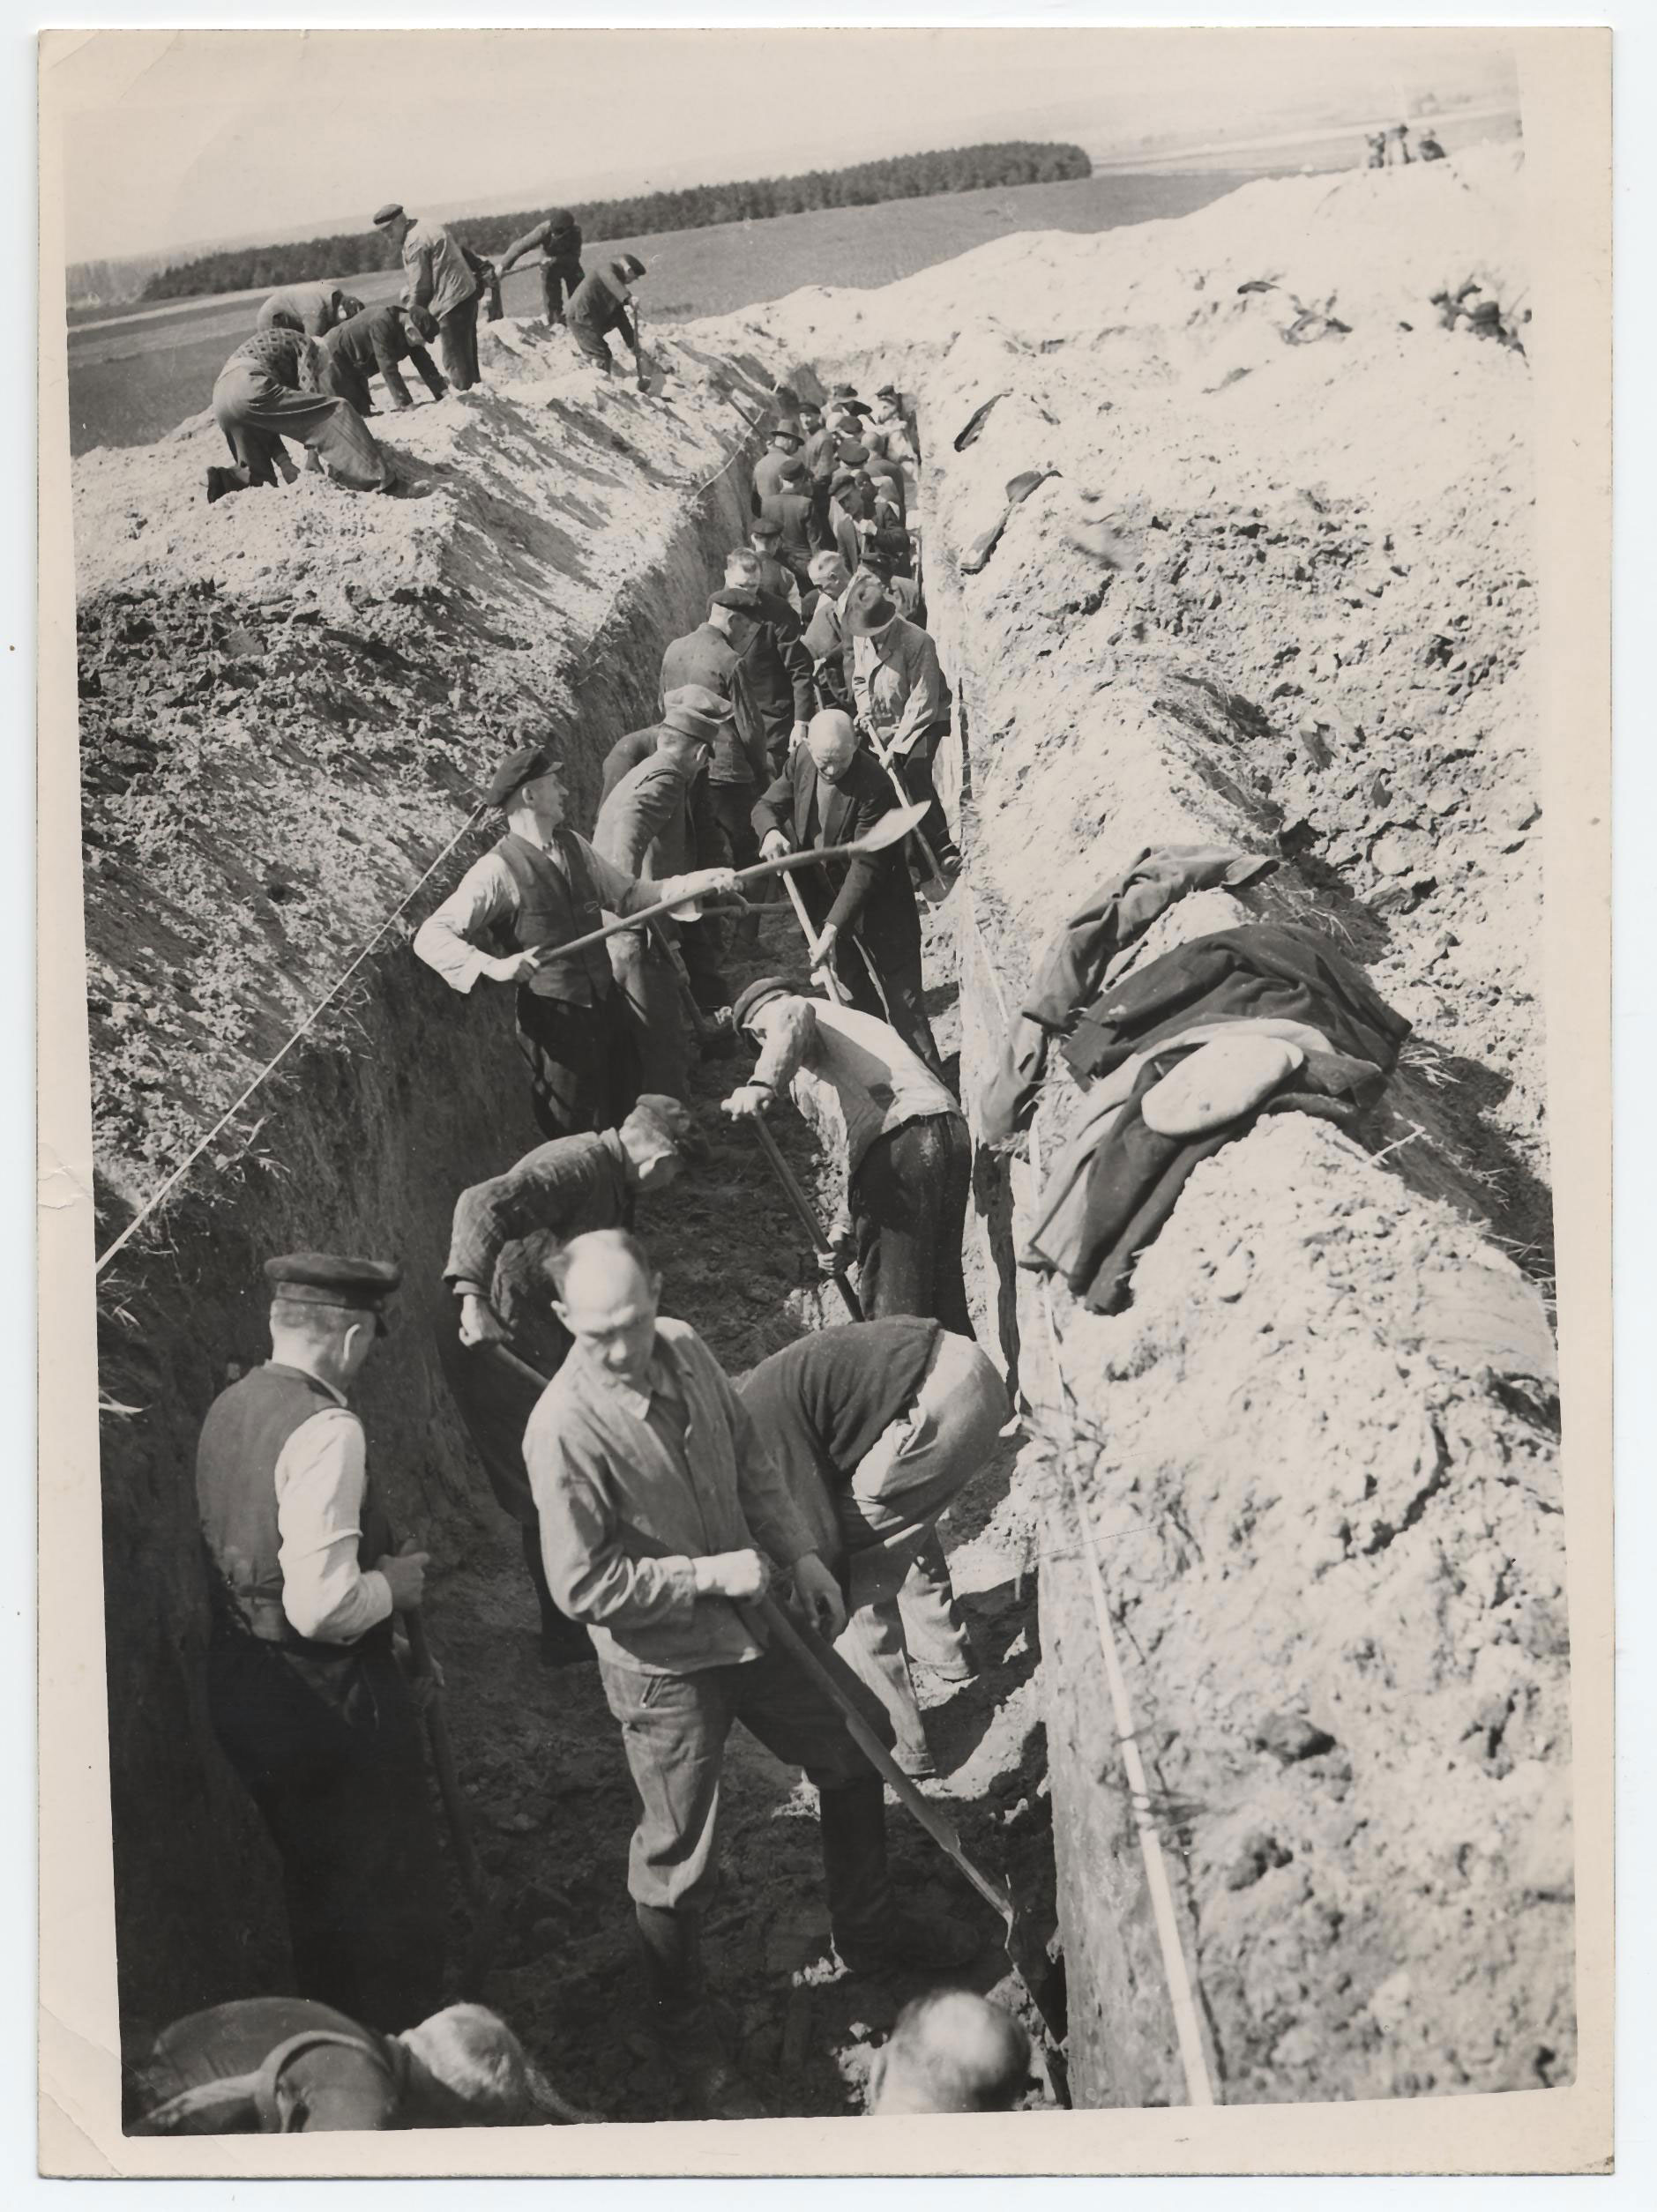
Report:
46,26,1518,268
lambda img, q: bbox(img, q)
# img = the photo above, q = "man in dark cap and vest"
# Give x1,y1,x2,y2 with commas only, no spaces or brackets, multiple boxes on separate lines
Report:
194,1253,444,2031
127,1995,579,2134
751,708,945,1075
317,301,447,415
438,1095,707,1666
373,204,492,392
565,255,649,383
412,734,735,1139
495,206,586,324
594,690,736,1097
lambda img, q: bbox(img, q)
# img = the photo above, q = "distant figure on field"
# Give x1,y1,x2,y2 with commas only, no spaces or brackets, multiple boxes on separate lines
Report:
127,1997,569,2133
866,1991,1033,2115
1365,131,1388,169
257,282,364,338
206,326,395,503
1386,123,1413,167
1417,128,1446,161
565,255,649,383
373,203,491,391
317,302,446,414
496,207,586,324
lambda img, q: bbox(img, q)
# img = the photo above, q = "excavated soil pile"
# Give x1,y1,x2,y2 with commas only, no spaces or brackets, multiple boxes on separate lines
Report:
714,142,1572,2106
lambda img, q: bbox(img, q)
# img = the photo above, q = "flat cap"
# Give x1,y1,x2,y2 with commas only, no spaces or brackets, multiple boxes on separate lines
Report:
662,698,729,743
265,1253,401,1308
663,681,733,722
777,457,808,486
839,442,870,467
711,585,759,612
372,202,405,227
486,741,557,808
750,516,782,540
627,1092,711,1162
731,975,794,1031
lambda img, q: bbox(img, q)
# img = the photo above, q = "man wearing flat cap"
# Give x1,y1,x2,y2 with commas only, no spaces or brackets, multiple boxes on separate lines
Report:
413,732,735,1140
373,203,491,391
750,421,803,512
595,693,737,1098
756,455,824,597
747,516,802,611
438,1096,708,1665
494,205,586,326
195,1253,444,2030
660,617,768,944
718,547,815,778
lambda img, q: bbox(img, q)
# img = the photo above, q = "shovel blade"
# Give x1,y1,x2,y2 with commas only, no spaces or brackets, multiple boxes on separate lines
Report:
855,798,929,854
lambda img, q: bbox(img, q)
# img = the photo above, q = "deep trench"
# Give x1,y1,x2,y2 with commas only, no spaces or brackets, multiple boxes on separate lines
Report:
94,373,1064,2121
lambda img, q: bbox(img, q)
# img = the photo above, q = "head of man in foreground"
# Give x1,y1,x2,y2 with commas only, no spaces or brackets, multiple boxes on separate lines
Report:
550,1227,661,1395
866,1990,1034,2115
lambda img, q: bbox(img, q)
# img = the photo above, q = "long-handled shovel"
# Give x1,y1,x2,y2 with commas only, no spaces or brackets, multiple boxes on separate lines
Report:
747,1113,862,1322
512,801,928,970
855,719,948,898
649,919,736,1060
403,1607,507,1987
778,870,849,1005
735,1591,1069,2093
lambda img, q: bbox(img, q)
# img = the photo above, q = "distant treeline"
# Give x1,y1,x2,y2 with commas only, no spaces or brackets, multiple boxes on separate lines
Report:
138,141,1092,302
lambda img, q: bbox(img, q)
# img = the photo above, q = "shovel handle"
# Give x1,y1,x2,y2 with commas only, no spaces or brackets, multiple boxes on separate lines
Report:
780,872,847,1003
857,723,945,890
748,1116,862,1322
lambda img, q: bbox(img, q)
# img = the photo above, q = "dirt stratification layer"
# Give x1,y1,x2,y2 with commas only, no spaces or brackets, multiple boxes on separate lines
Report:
721,143,1572,2104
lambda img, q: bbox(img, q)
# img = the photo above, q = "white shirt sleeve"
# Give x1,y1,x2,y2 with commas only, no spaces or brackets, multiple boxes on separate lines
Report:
273,1407,393,1643
412,850,517,994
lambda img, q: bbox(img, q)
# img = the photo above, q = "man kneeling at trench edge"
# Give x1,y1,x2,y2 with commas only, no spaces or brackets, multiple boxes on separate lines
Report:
524,1228,978,2119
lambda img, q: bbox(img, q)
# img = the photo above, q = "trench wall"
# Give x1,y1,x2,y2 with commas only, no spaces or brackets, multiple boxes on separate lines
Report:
82,325,771,2039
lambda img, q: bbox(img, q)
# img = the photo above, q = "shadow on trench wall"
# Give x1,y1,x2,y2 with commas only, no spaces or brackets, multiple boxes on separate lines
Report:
93,445,765,2050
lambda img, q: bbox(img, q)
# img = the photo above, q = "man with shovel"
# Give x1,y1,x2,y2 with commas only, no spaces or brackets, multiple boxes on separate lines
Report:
525,1229,978,2119
194,1253,445,2032
439,1094,707,1667
751,708,944,1076
736,1319,1007,1778
846,577,961,881
593,690,738,1099
413,734,735,1140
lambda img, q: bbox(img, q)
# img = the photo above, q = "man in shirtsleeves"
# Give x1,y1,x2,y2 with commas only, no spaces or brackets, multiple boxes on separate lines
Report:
412,736,735,1141
194,1254,444,2032
495,205,586,325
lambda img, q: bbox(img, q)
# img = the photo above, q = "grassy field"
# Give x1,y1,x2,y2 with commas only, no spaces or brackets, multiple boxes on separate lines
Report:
65,167,1260,457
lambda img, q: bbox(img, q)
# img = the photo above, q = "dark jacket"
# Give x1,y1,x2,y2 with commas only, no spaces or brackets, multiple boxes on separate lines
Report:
319,304,444,410
728,590,815,756
566,266,638,353
751,744,920,959
758,489,823,576
659,626,765,786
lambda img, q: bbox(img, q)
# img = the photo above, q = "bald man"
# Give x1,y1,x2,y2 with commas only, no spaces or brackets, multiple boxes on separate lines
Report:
524,1228,975,2118
752,708,943,1076
867,1990,1033,2114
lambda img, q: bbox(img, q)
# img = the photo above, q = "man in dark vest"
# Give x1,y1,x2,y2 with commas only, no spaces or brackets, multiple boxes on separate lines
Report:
317,301,447,414
412,734,735,1139
126,1996,578,2133
438,1095,706,1666
495,206,586,324
195,1253,444,2032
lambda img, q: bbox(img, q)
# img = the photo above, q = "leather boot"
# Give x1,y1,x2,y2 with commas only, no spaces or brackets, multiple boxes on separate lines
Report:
820,1777,985,1976
635,1904,768,2120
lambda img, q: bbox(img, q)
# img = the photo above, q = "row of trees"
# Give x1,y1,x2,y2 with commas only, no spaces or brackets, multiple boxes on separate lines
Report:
139,141,1091,302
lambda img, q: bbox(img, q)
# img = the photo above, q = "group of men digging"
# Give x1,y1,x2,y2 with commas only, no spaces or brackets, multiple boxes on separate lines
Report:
204,197,653,504
150,377,1042,2132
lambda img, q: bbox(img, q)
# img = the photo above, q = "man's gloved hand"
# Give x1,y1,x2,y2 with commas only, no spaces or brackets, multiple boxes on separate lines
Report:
692,1548,770,1601
760,830,792,862
790,1552,847,1641
722,1083,773,1121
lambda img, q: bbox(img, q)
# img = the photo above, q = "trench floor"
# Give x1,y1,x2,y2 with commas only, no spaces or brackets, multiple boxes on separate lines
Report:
422,898,1061,2121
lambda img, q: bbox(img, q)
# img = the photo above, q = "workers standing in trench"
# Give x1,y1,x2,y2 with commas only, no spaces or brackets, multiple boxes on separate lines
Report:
845,573,961,880
437,1096,707,1666
717,547,816,776
411,734,735,1142
736,1319,1005,1777
194,1254,445,2033
751,708,946,1075
524,1227,979,2119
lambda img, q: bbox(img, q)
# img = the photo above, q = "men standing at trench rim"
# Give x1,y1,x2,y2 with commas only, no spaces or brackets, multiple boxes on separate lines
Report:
525,1228,978,2119
194,1254,444,2032
412,734,735,1142
437,1096,706,1665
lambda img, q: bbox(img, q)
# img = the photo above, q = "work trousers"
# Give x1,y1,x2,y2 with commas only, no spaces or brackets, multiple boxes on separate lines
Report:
540,254,584,323
711,779,763,948
608,928,690,1102
570,320,617,371
205,1634,446,2034
515,986,641,1142
211,364,391,493
837,935,945,1080
830,1332,1006,1767
438,294,481,391
676,917,728,1011
597,1644,889,1940
852,1112,974,1338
